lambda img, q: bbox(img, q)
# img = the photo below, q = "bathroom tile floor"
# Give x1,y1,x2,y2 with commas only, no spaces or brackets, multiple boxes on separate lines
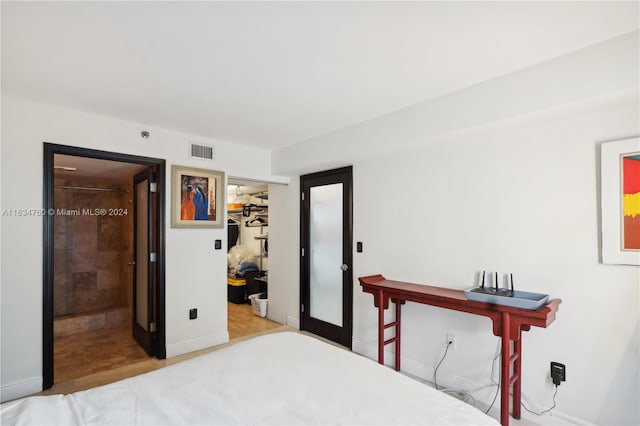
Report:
54,325,150,384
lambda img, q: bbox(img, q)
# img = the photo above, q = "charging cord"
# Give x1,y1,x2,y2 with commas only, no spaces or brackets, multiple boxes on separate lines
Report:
431,337,559,417
432,340,478,405
483,343,501,414
433,340,453,390
521,385,558,415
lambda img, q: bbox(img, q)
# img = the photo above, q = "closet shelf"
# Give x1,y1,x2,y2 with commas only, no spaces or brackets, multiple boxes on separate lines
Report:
253,192,268,200
228,208,268,214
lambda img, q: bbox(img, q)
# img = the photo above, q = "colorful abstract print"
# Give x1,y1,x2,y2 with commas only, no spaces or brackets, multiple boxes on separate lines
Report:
180,174,217,221
623,154,640,250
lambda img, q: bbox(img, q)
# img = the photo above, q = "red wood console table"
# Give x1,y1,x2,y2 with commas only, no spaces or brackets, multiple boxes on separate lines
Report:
359,274,561,426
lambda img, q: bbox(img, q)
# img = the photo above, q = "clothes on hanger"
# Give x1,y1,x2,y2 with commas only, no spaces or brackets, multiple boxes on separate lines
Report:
245,216,267,227
227,218,239,250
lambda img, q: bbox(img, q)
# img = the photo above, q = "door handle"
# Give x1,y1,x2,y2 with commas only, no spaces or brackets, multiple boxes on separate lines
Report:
128,261,136,266
340,264,349,271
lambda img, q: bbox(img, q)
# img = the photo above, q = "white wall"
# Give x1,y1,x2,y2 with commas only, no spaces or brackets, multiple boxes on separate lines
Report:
0,96,287,401
268,33,640,425
267,180,301,329
272,31,639,175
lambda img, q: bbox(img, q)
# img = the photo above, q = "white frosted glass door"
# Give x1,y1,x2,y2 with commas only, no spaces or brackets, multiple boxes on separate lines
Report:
309,183,343,327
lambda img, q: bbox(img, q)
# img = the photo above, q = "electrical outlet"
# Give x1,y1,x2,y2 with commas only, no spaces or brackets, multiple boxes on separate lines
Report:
447,332,456,351
550,361,566,385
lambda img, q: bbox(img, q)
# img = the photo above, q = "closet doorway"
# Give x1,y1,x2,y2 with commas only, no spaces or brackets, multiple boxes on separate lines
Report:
226,178,279,339
43,143,166,390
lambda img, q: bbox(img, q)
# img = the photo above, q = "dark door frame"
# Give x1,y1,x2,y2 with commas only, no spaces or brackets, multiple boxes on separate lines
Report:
300,166,353,348
42,143,166,390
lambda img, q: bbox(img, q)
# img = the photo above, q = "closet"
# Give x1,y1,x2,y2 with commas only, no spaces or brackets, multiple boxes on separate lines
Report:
226,181,269,308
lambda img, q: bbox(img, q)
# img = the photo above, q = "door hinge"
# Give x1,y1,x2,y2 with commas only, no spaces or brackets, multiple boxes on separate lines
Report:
150,182,157,193
301,248,305,257
301,304,304,313
150,252,157,262
150,322,157,332
301,192,305,201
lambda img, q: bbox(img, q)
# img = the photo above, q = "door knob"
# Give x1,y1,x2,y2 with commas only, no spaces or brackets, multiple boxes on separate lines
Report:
128,261,136,266
340,264,349,271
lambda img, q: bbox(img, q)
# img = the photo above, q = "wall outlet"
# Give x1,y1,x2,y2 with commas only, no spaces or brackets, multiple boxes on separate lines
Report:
447,332,456,351
550,361,566,385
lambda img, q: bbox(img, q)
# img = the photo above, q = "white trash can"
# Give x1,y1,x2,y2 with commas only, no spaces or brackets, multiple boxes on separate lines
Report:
248,293,268,318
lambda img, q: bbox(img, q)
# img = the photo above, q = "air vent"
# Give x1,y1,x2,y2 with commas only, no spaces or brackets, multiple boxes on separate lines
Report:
189,141,215,161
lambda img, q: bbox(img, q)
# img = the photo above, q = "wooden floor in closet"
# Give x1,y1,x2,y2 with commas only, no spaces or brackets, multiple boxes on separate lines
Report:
44,302,284,396
228,300,282,338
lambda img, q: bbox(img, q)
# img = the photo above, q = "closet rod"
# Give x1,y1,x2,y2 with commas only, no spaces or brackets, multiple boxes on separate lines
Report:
55,185,127,193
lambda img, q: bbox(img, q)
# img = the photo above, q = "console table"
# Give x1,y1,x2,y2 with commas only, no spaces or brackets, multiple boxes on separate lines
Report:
359,274,561,426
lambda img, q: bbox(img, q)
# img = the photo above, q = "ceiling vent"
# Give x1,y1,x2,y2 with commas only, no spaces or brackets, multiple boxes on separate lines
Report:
189,141,215,161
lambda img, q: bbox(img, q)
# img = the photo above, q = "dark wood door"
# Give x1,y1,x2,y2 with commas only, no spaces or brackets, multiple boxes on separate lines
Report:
133,167,157,356
300,166,353,348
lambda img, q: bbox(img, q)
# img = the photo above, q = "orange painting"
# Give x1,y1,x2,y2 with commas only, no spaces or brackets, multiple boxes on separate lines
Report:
622,154,640,250
171,165,224,229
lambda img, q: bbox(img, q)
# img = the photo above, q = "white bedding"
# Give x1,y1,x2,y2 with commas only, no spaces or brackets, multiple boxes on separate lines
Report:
1,332,498,425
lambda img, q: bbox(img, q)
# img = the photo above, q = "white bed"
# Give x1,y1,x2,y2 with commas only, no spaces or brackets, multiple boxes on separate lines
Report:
1,332,498,425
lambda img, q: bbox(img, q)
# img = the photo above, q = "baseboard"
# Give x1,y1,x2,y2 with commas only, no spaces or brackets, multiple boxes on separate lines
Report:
514,401,596,426
286,315,300,329
0,376,42,403
352,337,589,426
165,331,229,358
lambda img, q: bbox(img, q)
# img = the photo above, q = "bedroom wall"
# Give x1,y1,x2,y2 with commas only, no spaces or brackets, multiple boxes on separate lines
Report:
269,33,640,425
0,96,288,402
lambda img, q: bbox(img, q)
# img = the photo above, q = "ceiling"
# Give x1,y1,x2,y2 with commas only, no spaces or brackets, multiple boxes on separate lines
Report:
3,2,638,151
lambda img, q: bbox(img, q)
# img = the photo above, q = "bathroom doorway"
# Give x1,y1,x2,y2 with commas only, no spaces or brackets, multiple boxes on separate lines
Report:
43,143,166,390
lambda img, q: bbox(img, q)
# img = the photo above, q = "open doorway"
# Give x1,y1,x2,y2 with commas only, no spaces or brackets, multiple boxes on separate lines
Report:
226,178,279,339
43,143,166,390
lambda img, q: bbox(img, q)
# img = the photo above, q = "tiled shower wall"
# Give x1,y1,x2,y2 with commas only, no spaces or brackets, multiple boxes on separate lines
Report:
53,178,133,332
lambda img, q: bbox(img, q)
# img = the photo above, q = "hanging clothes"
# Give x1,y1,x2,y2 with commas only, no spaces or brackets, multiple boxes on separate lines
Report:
227,219,239,250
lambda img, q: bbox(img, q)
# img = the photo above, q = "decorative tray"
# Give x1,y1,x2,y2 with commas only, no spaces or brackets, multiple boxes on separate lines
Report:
464,287,549,310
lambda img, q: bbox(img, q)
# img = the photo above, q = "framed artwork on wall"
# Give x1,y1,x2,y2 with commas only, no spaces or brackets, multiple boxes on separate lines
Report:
601,137,640,265
171,165,225,228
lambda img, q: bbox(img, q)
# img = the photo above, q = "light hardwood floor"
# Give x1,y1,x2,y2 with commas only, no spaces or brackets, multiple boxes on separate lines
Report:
228,300,282,339
44,302,284,396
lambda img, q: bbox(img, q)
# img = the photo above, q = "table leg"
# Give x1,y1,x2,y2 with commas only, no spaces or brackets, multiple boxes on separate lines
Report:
500,312,511,426
378,289,385,365
512,336,522,419
395,301,401,371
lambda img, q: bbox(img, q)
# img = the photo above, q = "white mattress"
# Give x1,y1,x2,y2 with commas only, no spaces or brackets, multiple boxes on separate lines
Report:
1,331,498,425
